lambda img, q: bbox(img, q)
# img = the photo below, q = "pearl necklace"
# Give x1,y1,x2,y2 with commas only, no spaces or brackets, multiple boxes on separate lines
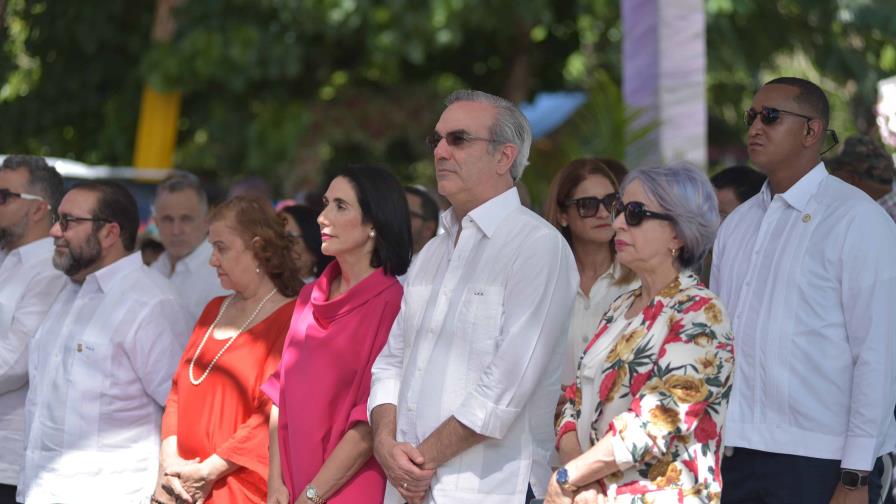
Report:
189,288,279,385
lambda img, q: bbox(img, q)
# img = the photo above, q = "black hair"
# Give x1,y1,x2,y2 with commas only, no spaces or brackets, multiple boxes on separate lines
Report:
404,185,440,224
765,77,830,128
279,204,333,277
1,155,64,211
69,181,139,252
710,165,767,203
336,165,412,276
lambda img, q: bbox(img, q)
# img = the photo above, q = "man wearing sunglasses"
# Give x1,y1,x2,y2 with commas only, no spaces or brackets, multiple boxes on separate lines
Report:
369,90,577,504
18,181,191,503
0,155,67,504
712,77,896,504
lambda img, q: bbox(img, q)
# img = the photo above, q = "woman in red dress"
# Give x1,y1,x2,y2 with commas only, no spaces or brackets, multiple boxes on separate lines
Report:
264,165,413,504
151,197,304,504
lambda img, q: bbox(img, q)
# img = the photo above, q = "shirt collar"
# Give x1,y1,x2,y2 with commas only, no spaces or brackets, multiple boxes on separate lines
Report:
759,162,827,213
83,252,143,294
441,187,521,239
6,236,54,265
177,240,212,272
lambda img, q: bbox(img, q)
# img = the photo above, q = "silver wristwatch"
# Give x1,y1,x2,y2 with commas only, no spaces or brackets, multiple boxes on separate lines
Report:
304,484,326,504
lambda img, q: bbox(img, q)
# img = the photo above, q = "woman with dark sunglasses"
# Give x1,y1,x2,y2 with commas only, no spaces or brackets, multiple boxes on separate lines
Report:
547,164,735,504
544,158,641,391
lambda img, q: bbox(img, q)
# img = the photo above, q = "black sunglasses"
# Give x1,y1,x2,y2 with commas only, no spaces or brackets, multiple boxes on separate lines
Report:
611,200,674,227
0,187,47,206
744,106,840,154
57,215,113,232
425,130,496,151
562,193,619,218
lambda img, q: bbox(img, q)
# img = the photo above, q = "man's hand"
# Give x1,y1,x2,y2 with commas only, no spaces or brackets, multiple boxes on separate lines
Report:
373,437,434,504
829,483,869,504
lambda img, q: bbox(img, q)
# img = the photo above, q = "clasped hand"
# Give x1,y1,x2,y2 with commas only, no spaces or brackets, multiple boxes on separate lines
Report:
161,458,215,504
373,438,435,504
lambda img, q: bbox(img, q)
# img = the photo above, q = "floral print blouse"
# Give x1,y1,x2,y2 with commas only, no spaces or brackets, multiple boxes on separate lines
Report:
556,271,734,504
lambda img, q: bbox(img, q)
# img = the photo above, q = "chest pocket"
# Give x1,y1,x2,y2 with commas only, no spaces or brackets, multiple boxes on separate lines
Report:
456,284,505,372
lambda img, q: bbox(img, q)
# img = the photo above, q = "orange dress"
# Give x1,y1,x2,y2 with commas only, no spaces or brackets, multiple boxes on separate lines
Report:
161,296,295,504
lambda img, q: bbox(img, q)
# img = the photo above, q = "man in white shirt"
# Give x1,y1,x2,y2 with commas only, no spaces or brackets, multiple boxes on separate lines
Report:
18,181,192,503
150,172,227,323
368,90,578,504
712,77,896,503
0,156,66,504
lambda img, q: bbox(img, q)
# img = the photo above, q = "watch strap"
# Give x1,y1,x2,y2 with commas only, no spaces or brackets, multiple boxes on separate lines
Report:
840,469,869,489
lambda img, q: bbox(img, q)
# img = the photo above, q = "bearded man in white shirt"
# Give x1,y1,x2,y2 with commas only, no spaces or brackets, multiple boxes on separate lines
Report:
150,172,228,323
0,156,66,504
368,90,578,504
712,77,896,504
18,181,192,504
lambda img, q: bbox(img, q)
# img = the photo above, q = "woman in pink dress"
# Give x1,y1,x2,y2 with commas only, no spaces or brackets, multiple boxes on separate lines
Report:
263,165,413,504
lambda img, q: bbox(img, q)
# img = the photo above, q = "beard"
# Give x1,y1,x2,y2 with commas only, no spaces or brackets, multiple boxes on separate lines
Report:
53,232,102,278
0,213,29,252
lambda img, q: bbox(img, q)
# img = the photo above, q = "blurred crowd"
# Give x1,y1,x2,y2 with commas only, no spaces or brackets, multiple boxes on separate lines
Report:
1,78,895,504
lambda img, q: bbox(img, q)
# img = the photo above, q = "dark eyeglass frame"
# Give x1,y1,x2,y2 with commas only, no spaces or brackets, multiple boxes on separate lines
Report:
562,193,619,218
425,130,497,151
611,200,675,227
744,106,814,127
56,215,113,232
744,106,840,154
0,187,47,206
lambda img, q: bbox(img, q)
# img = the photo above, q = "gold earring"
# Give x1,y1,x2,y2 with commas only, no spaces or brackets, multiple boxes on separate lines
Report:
369,230,375,238
671,247,679,258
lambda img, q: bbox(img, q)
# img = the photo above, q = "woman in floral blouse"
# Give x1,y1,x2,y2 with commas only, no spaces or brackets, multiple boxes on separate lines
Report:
547,164,735,504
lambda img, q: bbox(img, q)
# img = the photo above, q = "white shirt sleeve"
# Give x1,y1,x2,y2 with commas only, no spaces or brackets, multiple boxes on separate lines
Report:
0,270,65,394
125,297,192,406
453,233,577,438
368,295,408,420
839,208,896,470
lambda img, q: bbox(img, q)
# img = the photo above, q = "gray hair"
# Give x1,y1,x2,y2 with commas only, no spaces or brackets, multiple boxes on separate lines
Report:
445,90,532,181
155,171,208,211
620,163,720,271
1,155,64,211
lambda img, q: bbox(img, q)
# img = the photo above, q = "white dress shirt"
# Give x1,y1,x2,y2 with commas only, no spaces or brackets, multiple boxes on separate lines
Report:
0,238,66,486
561,262,639,386
19,253,192,503
711,162,896,471
151,240,228,324
369,188,578,503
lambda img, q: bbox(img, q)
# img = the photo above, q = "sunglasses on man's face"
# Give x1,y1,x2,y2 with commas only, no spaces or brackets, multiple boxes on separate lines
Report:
610,200,675,227
744,106,815,127
562,193,619,218
0,187,47,206
425,130,496,151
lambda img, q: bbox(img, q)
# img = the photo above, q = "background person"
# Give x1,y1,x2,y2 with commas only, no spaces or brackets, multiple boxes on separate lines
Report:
153,197,301,504
264,165,411,504
543,157,640,388
828,134,896,223
278,204,332,283
710,165,767,220
152,172,229,322
548,164,733,503
404,185,439,257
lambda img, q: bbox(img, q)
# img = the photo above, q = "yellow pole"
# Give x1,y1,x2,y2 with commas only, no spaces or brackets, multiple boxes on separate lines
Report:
133,0,184,170
133,87,181,168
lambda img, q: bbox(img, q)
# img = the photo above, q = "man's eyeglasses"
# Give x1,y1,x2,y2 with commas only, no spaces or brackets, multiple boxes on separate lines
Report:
56,215,112,232
611,200,675,227
425,131,496,151
562,193,619,218
744,106,814,127
744,106,840,154
0,187,47,206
